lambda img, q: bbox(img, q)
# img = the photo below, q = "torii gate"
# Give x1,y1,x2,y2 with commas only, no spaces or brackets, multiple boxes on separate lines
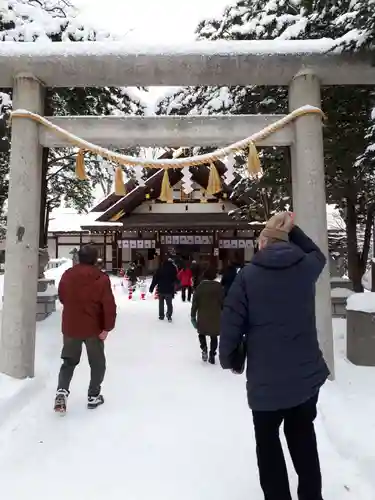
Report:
1,40,374,380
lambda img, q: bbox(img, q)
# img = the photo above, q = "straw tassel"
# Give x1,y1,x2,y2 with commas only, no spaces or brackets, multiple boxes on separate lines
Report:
114,166,127,196
75,149,87,180
159,169,173,203
247,142,262,178
206,163,222,196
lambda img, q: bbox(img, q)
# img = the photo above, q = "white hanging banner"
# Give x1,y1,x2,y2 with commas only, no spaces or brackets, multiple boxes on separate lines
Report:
134,167,145,186
181,166,194,194
224,153,236,184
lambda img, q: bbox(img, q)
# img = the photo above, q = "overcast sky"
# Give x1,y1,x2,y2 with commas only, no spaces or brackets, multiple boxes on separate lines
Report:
72,0,230,106
73,0,229,42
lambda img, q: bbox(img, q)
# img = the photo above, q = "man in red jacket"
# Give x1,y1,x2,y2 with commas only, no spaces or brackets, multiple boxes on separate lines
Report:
54,245,117,414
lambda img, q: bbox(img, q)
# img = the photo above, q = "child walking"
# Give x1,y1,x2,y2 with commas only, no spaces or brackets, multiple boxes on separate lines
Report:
191,267,224,364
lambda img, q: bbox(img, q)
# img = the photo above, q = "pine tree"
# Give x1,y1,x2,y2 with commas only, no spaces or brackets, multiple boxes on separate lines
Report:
157,0,375,290
0,0,145,241
302,1,375,289
330,0,375,52
157,1,305,219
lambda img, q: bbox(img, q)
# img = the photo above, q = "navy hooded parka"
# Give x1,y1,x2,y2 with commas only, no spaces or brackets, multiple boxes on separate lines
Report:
219,225,329,411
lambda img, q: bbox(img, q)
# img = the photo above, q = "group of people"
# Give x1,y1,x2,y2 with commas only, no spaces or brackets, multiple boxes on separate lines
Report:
149,257,242,365
54,211,328,500
148,258,203,319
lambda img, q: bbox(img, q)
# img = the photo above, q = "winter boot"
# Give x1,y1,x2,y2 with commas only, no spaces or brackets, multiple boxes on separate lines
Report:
159,316,164,320
54,389,69,415
202,350,208,363
208,353,216,365
87,394,105,410
167,316,172,323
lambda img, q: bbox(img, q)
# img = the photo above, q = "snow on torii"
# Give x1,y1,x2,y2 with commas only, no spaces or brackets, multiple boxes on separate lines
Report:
0,39,374,87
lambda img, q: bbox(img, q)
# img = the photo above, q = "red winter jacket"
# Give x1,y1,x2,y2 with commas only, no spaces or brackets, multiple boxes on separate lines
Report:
178,268,193,287
58,264,117,339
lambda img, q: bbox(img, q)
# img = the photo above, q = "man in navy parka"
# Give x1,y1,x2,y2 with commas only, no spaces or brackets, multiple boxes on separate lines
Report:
220,212,329,500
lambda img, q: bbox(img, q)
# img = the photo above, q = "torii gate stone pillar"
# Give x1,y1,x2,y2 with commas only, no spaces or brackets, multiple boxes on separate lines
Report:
289,68,335,378
0,75,44,379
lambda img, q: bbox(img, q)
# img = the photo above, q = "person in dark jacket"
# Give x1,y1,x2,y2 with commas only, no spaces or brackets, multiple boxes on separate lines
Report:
190,260,201,289
220,212,328,500
55,245,117,414
126,263,138,288
191,267,224,364
220,260,240,296
149,257,178,321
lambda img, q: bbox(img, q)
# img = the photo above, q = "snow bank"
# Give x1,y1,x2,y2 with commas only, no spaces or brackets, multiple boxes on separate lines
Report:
0,373,46,430
319,318,375,492
347,293,375,313
44,258,72,285
0,376,27,406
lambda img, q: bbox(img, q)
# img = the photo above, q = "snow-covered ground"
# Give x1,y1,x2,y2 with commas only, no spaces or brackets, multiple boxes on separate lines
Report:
0,270,374,499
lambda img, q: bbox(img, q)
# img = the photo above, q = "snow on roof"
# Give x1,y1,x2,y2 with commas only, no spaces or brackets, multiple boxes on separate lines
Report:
0,39,337,57
48,209,121,233
48,204,344,233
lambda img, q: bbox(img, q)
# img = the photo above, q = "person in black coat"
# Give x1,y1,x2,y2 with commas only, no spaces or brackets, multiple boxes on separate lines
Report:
220,260,240,296
220,212,328,500
190,260,201,290
125,263,137,288
149,258,178,321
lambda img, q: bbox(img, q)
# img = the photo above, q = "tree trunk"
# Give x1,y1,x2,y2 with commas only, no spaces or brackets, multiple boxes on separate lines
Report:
44,201,51,247
39,147,49,248
346,197,363,292
360,204,375,270
39,94,53,249
360,204,375,291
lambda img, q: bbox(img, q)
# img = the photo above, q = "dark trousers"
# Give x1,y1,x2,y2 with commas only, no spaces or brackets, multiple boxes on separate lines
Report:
252,394,322,500
181,286,192,302
57,336,106,397
198,334,218,355
159,294,173,319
